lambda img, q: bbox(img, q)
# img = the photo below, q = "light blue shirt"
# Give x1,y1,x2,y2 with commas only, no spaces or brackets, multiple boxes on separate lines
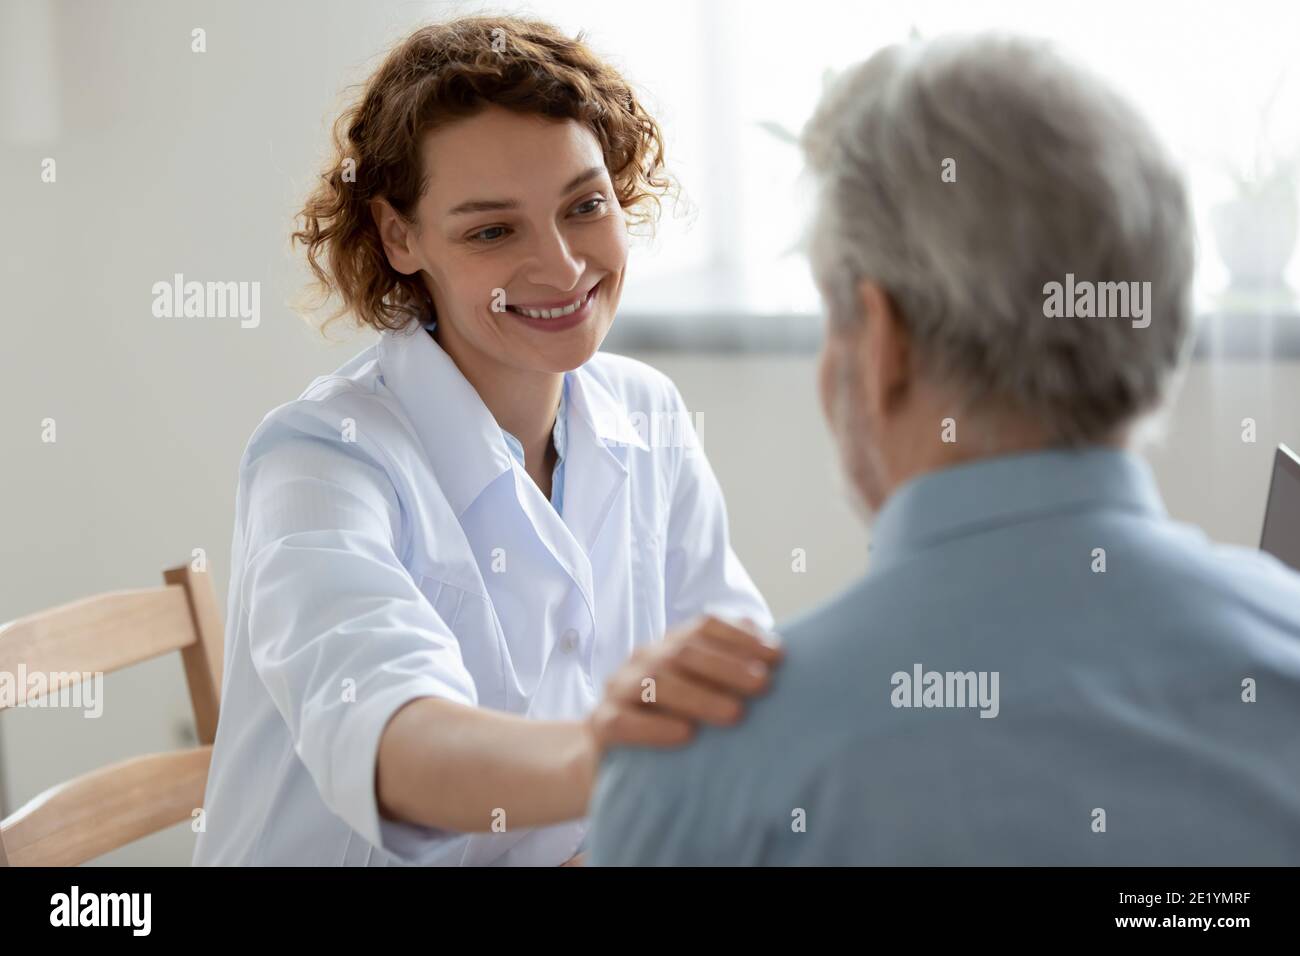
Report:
590,447,1300,865
503,375,568,516
425,320,568,514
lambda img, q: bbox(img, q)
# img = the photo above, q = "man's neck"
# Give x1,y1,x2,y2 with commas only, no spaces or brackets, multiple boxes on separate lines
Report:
879,413,1131,503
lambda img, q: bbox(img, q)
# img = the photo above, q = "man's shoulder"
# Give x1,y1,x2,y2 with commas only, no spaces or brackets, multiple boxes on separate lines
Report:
589,580,880,865
1166,529,1300,607
1108,514,1300,640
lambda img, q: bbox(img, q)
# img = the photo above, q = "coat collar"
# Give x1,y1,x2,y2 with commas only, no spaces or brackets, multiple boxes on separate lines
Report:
375,325,648,522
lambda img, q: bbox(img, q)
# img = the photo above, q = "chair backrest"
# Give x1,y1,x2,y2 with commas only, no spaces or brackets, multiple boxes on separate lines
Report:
0,564,223,865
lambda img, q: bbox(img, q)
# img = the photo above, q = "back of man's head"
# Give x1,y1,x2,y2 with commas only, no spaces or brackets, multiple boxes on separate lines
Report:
802,33,1195,447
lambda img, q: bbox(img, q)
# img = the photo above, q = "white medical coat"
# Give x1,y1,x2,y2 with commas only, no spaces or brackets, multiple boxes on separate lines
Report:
193,324,771,865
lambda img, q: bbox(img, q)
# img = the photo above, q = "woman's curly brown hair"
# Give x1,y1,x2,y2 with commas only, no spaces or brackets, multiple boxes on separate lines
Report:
293,16,673,334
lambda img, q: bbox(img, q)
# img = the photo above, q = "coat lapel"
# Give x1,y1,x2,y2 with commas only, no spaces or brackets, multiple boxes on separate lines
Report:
378,326,650,618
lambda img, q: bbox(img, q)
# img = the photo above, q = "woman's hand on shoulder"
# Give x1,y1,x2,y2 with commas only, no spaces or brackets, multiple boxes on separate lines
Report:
585,615,783,755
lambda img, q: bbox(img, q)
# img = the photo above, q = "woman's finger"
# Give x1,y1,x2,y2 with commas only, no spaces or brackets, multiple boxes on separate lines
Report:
674,636,772,694
698,616,784,665
640,668,746,725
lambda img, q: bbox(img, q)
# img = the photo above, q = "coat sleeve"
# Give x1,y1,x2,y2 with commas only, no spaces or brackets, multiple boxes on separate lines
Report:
660,381,774,631
237,402,479,858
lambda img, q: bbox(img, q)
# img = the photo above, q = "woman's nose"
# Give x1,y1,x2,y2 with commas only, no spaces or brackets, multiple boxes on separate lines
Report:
525,227,584,291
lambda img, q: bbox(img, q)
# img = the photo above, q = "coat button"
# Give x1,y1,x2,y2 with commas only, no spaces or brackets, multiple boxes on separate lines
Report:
561,629,579,653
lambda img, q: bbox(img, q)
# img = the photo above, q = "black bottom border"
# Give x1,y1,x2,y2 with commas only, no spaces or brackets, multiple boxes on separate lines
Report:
1,866,1289,941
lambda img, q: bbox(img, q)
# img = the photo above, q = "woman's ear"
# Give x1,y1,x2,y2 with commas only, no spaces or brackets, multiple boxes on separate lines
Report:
369,198,423,275
855,280,911,423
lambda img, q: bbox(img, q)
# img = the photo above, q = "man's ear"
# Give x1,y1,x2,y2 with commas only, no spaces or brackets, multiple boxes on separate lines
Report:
855,280,911,422
369,198,423,276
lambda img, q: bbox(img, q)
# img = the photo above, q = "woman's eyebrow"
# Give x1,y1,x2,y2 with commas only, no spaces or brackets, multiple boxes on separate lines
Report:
445,165,606,217
560,165,606,194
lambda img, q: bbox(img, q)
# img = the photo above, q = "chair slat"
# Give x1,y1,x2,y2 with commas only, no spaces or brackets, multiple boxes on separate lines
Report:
0,586,195,705
0,746,212,866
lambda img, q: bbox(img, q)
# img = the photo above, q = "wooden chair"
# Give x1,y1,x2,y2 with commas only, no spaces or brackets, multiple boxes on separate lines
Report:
0,564,223,866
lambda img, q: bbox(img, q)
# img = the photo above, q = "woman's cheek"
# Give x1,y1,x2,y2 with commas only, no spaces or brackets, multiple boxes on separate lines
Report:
600,208,630,264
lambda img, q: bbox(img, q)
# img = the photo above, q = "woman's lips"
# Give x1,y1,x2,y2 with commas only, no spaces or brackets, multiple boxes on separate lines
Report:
505,281,600,333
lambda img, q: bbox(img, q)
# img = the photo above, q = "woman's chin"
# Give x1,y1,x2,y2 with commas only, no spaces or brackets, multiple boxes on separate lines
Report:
519,318,612,372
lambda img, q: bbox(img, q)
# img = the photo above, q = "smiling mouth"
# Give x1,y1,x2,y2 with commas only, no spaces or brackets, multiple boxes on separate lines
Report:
505,282,599,319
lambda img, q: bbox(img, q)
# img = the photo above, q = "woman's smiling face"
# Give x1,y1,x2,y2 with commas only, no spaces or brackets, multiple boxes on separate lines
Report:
375,106,629,375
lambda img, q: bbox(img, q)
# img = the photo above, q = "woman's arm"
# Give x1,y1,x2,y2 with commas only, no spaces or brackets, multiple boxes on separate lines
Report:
376,615,782,833
377,698,593,832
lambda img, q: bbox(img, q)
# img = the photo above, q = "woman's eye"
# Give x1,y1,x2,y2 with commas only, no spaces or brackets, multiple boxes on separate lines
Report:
469,226,509,243
574,198,607,216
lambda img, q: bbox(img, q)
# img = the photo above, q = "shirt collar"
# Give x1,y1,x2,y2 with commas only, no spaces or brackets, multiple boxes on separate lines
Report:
867,446,1167,573
501,373,570,469
376,323,647,517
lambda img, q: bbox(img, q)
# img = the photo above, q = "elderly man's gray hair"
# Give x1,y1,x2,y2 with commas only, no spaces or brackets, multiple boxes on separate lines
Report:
802,34,1195,445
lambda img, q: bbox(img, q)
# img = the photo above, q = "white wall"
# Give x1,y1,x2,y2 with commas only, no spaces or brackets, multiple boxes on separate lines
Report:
2,0,1297,865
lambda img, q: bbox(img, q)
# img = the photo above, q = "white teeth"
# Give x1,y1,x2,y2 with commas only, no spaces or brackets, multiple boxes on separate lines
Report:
512,288,592,319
